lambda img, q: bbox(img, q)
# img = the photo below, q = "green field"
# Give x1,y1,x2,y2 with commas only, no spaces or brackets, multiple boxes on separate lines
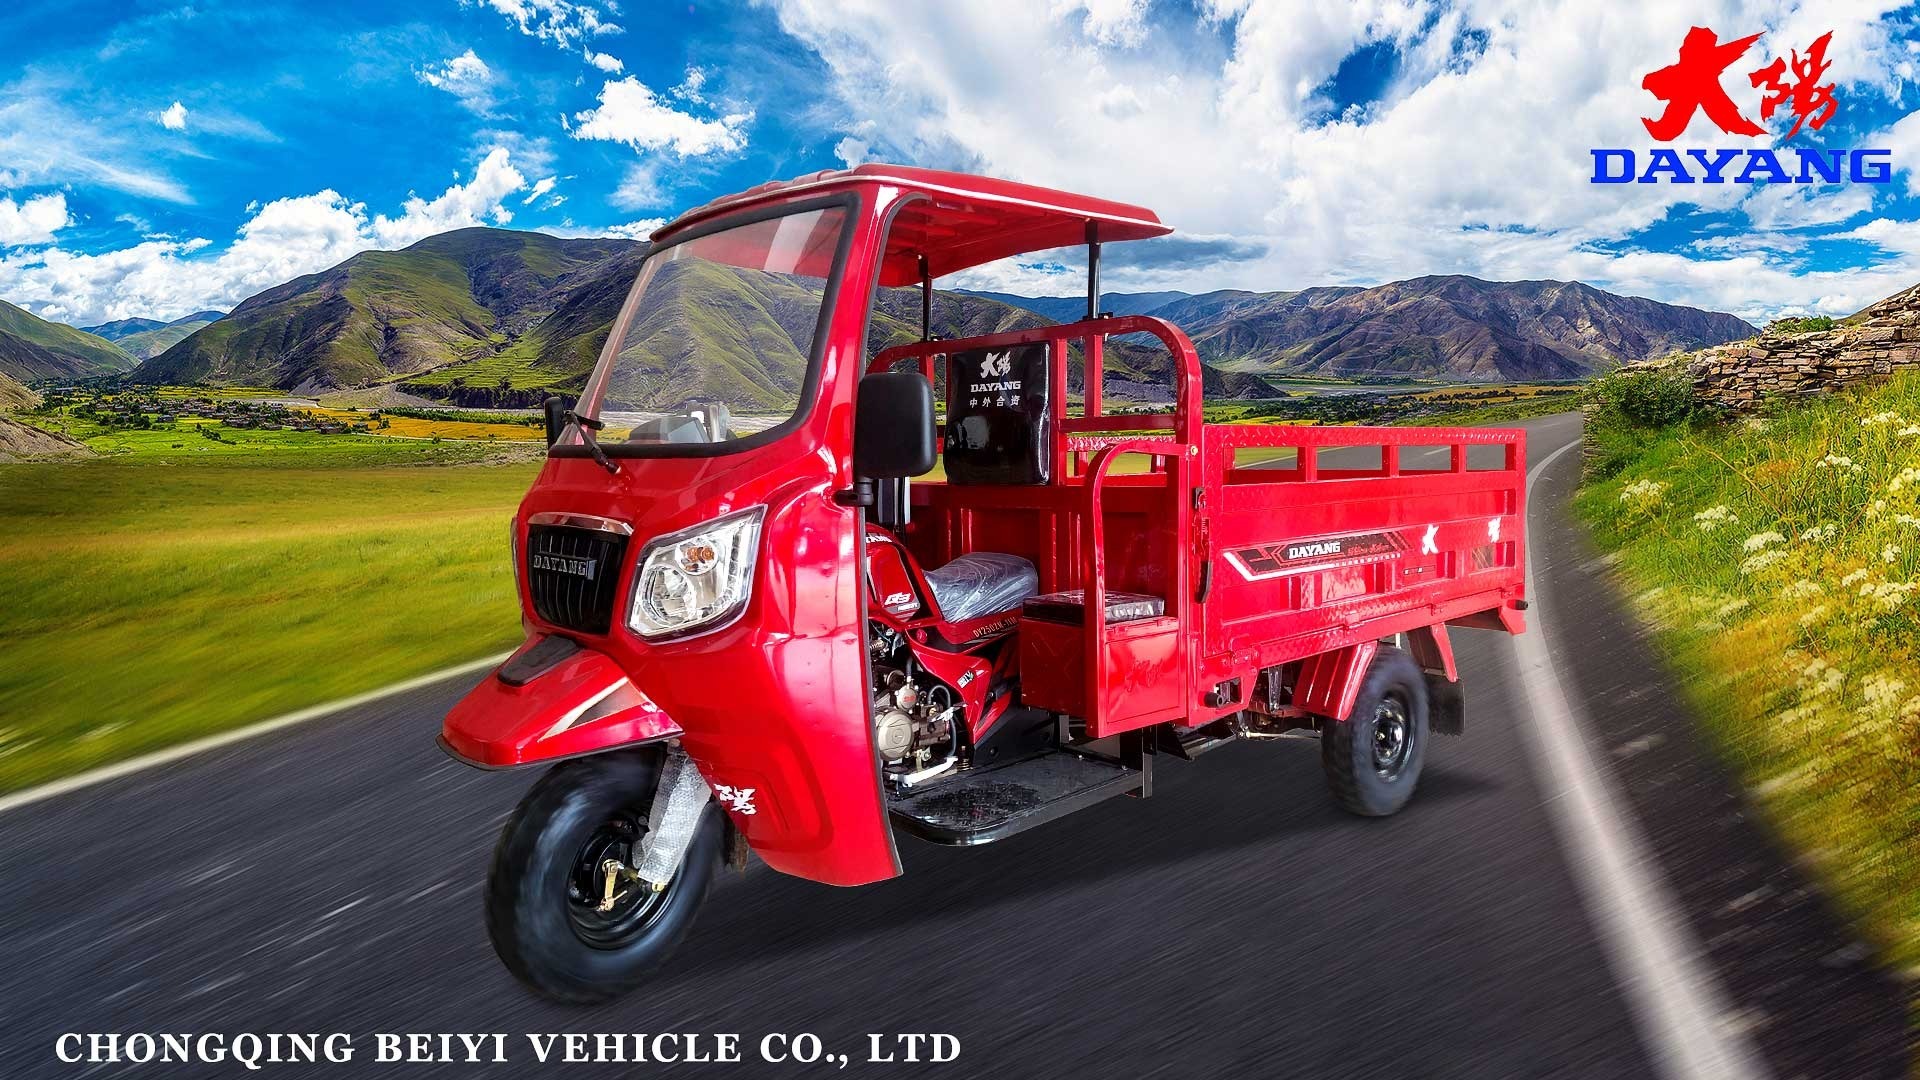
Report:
399,352,562,391
0,377,1580,797
1574,366,1920,973
0,438,537,793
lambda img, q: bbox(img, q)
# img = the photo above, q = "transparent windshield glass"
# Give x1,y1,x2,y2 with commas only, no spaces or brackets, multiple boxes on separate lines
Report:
576,205,849,448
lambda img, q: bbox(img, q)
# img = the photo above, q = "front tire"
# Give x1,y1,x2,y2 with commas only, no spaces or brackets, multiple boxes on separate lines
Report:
485,749,722,1003
1321,646,1429,817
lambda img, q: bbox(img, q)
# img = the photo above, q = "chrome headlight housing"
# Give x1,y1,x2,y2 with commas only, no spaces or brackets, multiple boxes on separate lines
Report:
626,506,765,640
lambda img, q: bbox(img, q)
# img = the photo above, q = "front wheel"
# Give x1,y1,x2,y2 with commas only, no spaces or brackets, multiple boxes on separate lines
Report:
1320,646,1430,817
485,749,723,1003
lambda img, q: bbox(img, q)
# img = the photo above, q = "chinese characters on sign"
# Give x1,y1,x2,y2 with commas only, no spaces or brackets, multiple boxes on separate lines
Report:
1591,26,1886,186
1640,26,1837,141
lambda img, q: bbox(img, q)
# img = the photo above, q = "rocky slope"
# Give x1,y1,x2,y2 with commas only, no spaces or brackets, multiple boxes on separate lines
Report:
0,416,90,461
1639,282,1920,410
0,370,39,410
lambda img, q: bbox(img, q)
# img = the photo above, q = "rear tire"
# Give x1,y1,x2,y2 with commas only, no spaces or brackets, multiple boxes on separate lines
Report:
1321,646,1429,817
485,749,723,1003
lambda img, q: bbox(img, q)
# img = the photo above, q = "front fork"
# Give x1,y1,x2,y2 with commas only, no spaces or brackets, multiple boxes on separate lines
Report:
599,747,713,911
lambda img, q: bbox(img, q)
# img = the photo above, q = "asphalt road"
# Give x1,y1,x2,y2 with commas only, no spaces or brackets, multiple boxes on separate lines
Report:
0,413,1909,1078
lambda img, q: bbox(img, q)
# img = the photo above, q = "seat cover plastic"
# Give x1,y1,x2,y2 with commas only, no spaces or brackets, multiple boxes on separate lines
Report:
923,553,1039,625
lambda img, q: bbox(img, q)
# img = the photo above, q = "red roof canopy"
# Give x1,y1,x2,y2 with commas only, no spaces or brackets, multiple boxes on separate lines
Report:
658,164,1171,286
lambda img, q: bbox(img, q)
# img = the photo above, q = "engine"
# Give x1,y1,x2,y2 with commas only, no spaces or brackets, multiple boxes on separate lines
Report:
868,623,959,778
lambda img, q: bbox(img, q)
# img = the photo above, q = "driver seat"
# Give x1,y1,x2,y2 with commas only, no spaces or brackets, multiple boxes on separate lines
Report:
922,552,1039,625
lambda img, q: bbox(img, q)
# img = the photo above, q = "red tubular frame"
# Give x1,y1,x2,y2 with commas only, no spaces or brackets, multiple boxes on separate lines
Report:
868,312,1525,735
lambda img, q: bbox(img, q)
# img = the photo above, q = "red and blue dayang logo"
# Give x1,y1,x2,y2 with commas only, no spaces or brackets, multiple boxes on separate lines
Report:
1592,26,1891,185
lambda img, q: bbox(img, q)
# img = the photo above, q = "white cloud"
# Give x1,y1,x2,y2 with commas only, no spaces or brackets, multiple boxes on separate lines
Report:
0,149,534,326
603,218,665,240
571,77,752,156
537,217,663,240
672,68,708,103
833,136,870,166
1053,0,1149,47
585,49,624,73
473,0,621,50
0,192,72,246
158,101,187,131
522,176,558,204
762,0,1920,320
610,159,668,209
418,49,501,116
0,75,187,201
1879,108,1920,195
369,147,527,247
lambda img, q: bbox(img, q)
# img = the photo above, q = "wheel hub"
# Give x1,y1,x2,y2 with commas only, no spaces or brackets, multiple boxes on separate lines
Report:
565,814,672,948
1371,696,1413,780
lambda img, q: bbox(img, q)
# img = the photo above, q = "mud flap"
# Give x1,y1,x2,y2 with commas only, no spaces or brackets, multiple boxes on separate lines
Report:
1427,671,1464,736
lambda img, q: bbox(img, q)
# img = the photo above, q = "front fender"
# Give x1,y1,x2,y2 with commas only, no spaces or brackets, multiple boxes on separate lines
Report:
440,636,683,769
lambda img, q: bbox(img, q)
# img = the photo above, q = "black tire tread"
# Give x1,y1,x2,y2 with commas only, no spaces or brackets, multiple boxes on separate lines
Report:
485,750,720,1004
1320,646,1430,818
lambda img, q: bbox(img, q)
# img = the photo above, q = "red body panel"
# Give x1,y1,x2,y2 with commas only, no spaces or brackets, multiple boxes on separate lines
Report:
442,642,682,767
447,182,910,888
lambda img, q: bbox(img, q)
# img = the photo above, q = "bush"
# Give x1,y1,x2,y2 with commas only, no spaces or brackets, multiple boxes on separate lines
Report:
1587,365,1701,429
1767,315,1837,335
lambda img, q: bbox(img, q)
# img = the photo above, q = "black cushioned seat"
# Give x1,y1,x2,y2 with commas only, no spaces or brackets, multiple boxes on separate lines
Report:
1022,589,1166,625
923,553,1039,624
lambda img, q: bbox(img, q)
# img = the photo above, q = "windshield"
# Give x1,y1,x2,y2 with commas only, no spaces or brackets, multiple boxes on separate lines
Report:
573,204,851,449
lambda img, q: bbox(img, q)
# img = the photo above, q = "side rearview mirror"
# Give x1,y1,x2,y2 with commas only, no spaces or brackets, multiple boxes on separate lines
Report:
542,396,567,447
855,372,936,478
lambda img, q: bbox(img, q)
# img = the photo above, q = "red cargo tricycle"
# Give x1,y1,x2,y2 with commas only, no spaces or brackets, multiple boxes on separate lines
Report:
441,165,1529,1001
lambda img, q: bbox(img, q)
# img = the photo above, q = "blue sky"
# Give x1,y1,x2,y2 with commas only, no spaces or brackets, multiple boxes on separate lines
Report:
1,1,1918,327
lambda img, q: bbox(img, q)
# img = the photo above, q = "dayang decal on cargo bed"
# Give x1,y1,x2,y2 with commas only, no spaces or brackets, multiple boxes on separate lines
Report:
1592,26,1891,185
1225,530,1411,581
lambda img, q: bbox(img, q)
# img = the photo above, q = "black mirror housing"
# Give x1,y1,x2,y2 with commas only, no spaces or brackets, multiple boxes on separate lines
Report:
542,396,567,447
855,372,936,479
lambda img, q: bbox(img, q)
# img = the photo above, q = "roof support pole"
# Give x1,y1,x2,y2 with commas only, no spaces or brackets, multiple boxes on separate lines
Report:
1085,221,1101,321
919,255,932,342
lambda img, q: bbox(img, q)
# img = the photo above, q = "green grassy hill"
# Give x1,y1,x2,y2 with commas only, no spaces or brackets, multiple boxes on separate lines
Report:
133,229,632,393
101,312,224,360
408,260,1269,408
0,300,136,382
124,224,1268,406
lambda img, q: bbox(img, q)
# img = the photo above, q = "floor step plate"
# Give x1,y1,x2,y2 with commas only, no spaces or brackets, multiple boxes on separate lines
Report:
889,752,1141,846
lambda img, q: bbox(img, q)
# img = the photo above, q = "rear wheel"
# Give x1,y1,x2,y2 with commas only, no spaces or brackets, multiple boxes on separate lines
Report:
485,749,722,1003
1321,646,1429,817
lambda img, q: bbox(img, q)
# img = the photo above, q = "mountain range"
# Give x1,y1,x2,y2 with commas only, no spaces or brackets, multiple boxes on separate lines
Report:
81,311,226,361
134,230,631,393
3,226,1757,403
977,279,1756,382
0,300,135,382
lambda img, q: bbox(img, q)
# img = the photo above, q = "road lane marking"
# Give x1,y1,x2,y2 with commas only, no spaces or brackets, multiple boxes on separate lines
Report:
1514,437,1769,1080
0,652,512,816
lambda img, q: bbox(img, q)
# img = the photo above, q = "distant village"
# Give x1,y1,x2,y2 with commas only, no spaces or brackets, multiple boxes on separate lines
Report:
35,389,372,435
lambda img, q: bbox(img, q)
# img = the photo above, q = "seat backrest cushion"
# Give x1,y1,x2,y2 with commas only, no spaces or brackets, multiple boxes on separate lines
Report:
944,342,1052,485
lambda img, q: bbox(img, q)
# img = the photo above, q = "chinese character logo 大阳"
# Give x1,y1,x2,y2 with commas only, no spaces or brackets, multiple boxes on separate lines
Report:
1593,26,1888,185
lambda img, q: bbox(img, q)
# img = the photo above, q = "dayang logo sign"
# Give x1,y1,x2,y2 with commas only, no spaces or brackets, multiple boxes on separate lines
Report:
1592,26,1891,185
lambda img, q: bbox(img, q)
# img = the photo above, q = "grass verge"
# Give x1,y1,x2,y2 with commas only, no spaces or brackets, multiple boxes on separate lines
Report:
0,442,538,793
1573,366,1920,974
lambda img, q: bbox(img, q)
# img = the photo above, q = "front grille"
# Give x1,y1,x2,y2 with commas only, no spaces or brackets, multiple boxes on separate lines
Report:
526,524,630,634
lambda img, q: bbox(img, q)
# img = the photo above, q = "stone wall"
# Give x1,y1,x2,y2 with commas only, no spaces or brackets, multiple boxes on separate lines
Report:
1643,283,1920,410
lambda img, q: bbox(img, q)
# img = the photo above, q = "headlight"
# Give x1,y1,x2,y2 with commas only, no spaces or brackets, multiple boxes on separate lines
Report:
627,506,765,640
